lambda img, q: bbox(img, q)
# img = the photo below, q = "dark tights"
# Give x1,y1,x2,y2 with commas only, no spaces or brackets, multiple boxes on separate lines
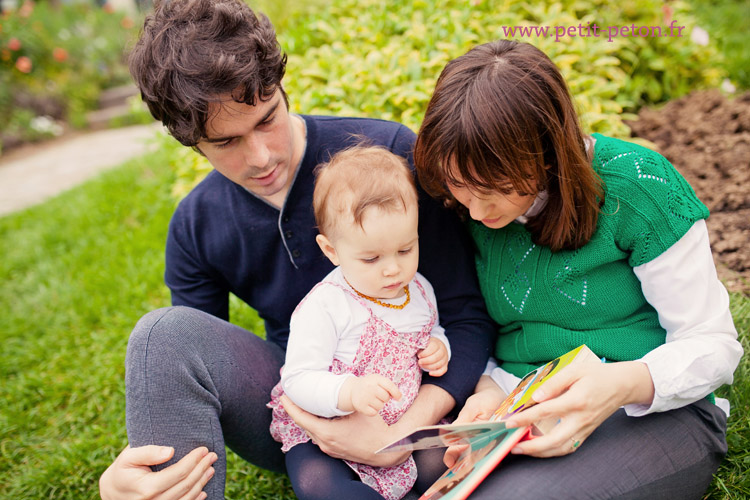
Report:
285,442,448,500
286,442,386,500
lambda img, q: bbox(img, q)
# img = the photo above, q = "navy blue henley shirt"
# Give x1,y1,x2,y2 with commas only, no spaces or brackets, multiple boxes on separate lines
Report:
165,115,494,406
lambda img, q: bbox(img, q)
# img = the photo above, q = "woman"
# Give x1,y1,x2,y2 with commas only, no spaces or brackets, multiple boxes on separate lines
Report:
412,40,742,498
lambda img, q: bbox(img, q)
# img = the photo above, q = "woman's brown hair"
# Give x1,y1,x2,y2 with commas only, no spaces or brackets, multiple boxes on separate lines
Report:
414,40,602,251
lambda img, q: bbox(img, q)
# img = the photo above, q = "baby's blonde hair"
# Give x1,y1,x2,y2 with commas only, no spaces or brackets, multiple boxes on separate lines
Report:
313,145,418,239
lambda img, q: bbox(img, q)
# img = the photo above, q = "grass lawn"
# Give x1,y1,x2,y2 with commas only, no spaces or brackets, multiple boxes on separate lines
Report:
0,149,294,499
1,150,748,499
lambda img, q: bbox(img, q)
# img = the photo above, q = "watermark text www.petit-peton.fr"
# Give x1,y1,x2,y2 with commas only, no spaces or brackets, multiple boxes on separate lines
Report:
501,21,687,43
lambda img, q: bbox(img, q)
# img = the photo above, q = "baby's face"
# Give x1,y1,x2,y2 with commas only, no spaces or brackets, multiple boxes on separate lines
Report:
332,204,419,300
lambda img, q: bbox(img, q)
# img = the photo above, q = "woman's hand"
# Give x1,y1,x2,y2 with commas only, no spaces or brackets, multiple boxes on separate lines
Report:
503,361,654,458
280,395,411,467
444,376,507,467
99,445,217,500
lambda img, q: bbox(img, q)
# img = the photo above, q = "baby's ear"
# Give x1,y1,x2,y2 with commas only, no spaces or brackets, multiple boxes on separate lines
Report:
316,234,339,266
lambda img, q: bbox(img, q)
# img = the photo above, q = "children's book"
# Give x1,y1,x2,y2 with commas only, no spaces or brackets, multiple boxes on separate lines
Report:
376,345,600,500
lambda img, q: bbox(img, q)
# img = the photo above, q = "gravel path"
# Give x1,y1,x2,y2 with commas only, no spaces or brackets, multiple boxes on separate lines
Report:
0,122,162,217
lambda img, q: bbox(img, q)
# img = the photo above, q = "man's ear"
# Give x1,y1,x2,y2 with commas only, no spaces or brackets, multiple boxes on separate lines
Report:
316,234,339,266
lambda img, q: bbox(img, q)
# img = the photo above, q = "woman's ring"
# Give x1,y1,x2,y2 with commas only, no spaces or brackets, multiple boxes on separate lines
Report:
571,438,581,450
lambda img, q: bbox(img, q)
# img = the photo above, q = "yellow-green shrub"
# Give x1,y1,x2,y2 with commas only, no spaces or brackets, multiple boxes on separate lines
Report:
171,0,723,199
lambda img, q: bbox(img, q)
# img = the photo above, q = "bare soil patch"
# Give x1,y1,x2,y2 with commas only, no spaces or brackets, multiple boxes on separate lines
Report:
627,89,750,294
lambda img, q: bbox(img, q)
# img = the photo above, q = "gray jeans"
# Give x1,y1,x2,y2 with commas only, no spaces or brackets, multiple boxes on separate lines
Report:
125,306,727,499
125,306,439,499
126,306,286,498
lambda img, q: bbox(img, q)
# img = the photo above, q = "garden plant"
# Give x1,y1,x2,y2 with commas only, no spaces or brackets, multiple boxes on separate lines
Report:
0,1,141,152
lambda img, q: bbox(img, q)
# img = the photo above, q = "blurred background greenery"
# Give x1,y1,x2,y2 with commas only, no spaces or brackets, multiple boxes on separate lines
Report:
0,0,146,152
1,0,748,498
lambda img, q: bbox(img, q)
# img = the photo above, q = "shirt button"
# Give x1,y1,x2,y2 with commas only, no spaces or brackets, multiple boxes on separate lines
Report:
282,215,290,223
285,230,294,239
292,249,301,258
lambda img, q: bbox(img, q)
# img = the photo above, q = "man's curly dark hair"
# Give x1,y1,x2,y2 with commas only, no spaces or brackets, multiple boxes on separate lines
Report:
129,0,288,147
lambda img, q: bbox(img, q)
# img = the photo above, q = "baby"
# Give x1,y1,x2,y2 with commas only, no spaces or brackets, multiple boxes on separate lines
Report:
268,145,451,500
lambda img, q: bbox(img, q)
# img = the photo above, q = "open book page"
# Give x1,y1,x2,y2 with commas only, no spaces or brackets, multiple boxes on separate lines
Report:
412,345,600,499
377,344,599,454
376,421,510,454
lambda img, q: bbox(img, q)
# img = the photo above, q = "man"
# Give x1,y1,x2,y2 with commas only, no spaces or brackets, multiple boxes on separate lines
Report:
99,0,493,498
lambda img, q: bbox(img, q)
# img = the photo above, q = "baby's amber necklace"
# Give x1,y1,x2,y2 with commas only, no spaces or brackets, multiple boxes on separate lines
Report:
345,279,410,310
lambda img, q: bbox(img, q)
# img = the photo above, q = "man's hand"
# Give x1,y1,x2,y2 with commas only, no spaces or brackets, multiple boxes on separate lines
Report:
281,394,411,467
418,338,449,376
338,374,402,416
99,445,217,500
281,384,455,467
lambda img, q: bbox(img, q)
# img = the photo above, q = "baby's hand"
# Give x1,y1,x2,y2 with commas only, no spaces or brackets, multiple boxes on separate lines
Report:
338,374,402,416
418,338,449,376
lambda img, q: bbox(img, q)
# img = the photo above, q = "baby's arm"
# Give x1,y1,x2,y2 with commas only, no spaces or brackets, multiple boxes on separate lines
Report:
338,374,402,416
417,277,452,376
282,288,360,418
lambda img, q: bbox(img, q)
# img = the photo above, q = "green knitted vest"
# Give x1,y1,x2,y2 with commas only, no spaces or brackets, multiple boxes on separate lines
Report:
471,134,709,377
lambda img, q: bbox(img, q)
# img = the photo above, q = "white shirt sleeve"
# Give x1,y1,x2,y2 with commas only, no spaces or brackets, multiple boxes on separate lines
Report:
626,219,743,416
281,286,356,418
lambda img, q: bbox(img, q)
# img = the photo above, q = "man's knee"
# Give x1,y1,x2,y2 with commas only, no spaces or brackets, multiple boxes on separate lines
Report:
129,306,183,347
126,306,207,366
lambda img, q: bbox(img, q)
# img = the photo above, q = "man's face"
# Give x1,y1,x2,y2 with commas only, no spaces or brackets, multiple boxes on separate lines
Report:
196,89,303,206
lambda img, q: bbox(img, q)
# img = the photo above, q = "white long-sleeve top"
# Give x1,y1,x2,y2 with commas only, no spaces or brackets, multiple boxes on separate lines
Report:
486,215,742,416
282,268,450,418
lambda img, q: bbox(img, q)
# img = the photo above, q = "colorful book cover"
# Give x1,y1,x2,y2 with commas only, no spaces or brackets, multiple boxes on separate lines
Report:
376,345,600,499
419,426,531,500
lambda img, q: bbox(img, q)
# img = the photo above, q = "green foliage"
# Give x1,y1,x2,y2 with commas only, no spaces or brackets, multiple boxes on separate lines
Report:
0,1,140,150
170,0,725,198
559,0,724,108
107,95,155,128
248,0,328,34
691,0,750,90
163,131,214,201
278,0,722,134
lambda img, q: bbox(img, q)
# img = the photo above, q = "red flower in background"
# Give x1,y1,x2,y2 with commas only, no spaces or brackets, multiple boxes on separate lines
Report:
8,38,21,51
53,47,68,62
15,56,32,73
19,1,33,17
662,4,673,24
121,16,135,29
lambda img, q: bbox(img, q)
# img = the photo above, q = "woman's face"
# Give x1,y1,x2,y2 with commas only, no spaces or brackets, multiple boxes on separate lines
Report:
446,171,536,229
